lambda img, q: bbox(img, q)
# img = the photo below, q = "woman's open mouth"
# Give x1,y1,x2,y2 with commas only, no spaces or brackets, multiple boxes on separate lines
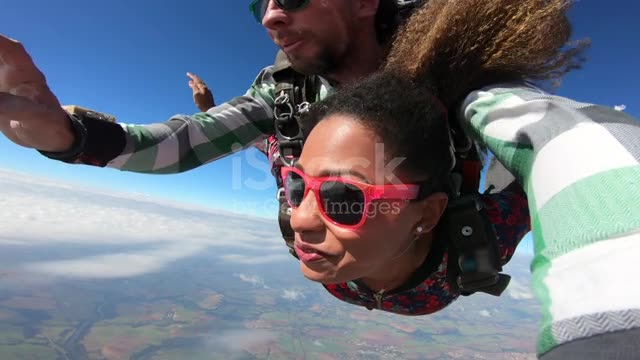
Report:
294,244,328,263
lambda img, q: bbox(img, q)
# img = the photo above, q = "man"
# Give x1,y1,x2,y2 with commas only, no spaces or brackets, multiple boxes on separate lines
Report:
0,1,638,359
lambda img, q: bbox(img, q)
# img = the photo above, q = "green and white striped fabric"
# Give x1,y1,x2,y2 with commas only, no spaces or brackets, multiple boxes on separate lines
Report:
461,83,640,356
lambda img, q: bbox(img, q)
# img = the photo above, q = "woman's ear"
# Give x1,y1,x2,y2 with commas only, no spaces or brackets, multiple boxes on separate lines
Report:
416,192,448,233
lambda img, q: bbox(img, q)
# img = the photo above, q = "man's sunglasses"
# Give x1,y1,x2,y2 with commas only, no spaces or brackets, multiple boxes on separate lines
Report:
281,166,422,230
249,0,310,23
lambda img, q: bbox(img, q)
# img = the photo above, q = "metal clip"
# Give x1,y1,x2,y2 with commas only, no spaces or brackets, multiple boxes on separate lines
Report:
274,93,294,120
297,101,310,114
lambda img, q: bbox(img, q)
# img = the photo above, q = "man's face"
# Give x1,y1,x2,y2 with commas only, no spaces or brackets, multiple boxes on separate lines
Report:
262,0,360,76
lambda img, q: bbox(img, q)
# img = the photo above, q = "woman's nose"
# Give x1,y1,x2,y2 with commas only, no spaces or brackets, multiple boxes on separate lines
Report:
289,190,325,233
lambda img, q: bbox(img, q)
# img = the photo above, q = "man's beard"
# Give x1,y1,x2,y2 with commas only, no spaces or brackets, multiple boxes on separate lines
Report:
286,46,341,78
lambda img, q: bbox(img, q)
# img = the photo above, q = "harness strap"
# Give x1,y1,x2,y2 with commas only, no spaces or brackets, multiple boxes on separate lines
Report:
272,52,311,259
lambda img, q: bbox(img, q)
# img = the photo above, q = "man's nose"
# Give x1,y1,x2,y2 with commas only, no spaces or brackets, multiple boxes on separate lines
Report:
262,0,292,29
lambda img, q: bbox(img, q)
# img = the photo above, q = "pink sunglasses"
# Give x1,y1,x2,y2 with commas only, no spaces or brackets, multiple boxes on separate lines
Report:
280,166,422,229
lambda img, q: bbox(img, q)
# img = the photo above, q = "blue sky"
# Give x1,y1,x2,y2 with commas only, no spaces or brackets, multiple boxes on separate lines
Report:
1,1,638,252
1,0,280,216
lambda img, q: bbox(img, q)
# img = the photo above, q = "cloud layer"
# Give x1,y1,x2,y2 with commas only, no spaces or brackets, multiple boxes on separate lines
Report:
507,278,535,300
282,289,305,301
0,169,288,279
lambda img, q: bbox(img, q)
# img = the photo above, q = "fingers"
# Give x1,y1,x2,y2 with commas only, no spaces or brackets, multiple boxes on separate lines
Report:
0,35,45,86
186,72,202,83
186,72,208,92
0,35,35,69
0,35,60,107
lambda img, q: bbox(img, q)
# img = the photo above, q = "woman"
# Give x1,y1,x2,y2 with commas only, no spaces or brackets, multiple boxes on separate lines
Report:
283,0,586,315
285,72,528,315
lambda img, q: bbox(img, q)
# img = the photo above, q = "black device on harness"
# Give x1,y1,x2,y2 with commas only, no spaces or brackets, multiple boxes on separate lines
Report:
443,126,511,297
443,186,511,297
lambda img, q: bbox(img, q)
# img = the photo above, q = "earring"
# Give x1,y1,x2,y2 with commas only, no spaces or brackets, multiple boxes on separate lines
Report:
416,225,424,234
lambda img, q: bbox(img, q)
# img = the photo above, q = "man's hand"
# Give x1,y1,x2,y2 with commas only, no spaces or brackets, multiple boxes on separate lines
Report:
0,35,76,152
187,72,215,112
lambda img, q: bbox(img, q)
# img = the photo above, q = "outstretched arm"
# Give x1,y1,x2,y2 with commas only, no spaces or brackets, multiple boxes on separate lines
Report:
0,35,277,174
106,83,275,174
461,83,640,358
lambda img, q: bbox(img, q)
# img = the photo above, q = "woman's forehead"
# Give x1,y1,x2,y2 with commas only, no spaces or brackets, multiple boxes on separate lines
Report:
299,115,402,183
303,116,375,159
